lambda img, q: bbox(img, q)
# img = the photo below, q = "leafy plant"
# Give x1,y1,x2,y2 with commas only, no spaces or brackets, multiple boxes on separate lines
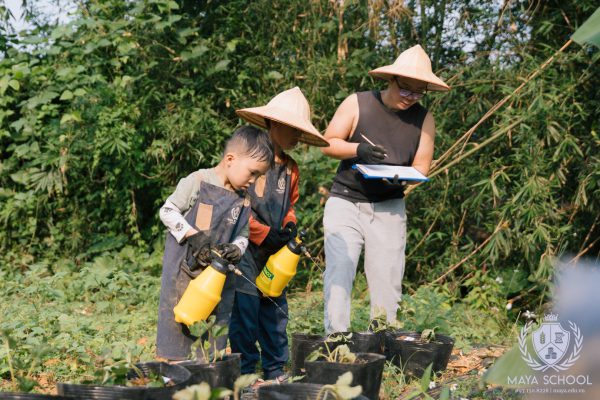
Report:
87,353,170,387
172,374,258,400
404,364,450,400
368,309,402,333
172,382,231,400
189,315,228,364
420,328,437,344
0,330,43,392
307,333,358,364
396,287,454,334
316,371,362,400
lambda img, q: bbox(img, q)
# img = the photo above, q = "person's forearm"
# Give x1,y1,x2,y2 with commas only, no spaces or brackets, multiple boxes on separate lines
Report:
412,163,430,176
321,138,359,160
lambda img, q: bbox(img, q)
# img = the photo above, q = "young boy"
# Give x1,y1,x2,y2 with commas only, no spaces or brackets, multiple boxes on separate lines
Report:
230,87,329,382
156,126,274,361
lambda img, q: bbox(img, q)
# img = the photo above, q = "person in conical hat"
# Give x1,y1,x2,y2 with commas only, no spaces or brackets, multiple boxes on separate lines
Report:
230,87,328,385
321,45,449,334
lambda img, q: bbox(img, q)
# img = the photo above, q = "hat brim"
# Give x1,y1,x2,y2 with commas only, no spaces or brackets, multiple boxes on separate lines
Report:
236,106,329,147
368,66,450,92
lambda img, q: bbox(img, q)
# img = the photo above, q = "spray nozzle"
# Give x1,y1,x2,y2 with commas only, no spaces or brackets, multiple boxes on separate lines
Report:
226,263,243,276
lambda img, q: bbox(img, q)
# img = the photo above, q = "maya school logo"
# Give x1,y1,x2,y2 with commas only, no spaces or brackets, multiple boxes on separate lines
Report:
276,177,286,194
519,313,583,372
229,207,241,224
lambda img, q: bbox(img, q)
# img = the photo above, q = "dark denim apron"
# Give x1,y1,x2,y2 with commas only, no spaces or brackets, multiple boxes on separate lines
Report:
236,159,293,296
156,180,250,360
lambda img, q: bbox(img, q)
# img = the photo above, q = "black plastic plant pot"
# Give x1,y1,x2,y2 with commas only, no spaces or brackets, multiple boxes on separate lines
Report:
179,353,241,389
290,333,327,378
0,394,76,399
57,361,192,400
257,382,368,400
384,331,455,377
304,353,386,400
332,331,384,355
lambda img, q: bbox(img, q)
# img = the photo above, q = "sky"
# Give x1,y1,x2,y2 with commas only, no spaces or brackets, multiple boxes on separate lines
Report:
4,0,74,32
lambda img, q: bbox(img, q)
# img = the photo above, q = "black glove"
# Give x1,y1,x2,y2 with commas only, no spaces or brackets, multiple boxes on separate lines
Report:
187,231,213,267
284,221,297,239
357,142,387,164
383,174,407,186
261,227,292,255
216,243,242,264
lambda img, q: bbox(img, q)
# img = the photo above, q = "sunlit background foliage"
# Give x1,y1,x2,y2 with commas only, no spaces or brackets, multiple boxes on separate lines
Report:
0,0,598,392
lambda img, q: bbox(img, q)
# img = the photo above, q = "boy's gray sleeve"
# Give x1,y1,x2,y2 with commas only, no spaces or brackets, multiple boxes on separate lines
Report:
232,222,249,254
160,172,201,243
167,172,201,212
159,200,193,243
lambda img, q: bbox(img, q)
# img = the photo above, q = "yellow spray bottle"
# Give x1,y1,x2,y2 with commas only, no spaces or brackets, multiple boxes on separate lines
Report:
256,231,306,297
174,255,234,326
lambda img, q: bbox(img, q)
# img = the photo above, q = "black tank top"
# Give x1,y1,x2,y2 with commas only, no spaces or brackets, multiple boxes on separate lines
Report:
330,90,428,202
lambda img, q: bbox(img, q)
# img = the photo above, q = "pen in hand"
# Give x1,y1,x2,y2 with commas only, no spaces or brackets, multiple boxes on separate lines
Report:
360,133,388,158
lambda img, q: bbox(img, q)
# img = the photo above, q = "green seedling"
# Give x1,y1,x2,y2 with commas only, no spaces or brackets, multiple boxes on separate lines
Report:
420,327,438,343
316,371,363,400
91,353,169,387
307,333,358,364
189,315,228,363
172,374,259,400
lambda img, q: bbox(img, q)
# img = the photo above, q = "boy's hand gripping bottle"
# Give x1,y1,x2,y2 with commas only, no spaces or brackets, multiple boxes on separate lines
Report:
174,252,238,326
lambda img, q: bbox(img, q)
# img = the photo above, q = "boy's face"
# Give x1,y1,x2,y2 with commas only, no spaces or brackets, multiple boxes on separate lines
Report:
224,152,270,191
270,121,301,150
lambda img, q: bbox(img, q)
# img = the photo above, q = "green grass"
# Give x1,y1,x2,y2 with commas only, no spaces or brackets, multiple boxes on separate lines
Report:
1,248,514,397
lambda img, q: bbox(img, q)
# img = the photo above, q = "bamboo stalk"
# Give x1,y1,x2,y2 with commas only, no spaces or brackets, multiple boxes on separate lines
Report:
407,172,450,258
431,219,507,285
577,214,599,254
569,236,600,264
429,118,522,179
431,38,574,171
405,118,522,196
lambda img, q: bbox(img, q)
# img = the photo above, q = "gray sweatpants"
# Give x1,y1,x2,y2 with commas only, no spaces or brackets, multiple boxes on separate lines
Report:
323,196,407,334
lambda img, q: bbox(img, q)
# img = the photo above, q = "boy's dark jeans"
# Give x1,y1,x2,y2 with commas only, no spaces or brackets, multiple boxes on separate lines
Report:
229,291,289,379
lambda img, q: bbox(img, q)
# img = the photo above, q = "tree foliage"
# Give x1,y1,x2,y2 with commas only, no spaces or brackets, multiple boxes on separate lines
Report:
0,0,598,311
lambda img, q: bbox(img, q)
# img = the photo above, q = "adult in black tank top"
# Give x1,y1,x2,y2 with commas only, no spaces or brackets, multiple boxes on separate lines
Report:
320,45,450,333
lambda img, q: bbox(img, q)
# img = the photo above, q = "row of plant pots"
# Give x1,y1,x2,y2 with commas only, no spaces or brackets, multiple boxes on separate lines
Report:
0,356,369,400
291,329,455,392
1,355,240,400
1,330,454,400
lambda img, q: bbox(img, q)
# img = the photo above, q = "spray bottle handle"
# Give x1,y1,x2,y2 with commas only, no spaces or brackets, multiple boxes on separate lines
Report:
209,249,230,274
298,230,307,242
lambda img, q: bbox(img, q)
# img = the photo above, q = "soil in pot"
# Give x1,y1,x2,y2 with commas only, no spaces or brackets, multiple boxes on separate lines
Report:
290,333,327,377
257,382,368,400
179,353,240,389
57,361,191,400
304,353,385,400
384,331,455,377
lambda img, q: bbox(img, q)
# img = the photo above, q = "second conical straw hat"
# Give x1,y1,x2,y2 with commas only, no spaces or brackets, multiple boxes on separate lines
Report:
236,87,329,147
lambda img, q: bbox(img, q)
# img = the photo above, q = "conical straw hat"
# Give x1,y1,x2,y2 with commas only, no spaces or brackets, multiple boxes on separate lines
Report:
369,45,450,92
236,87,329,147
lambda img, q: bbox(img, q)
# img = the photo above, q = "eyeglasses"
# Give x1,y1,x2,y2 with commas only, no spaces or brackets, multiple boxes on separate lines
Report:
395,78,426,100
